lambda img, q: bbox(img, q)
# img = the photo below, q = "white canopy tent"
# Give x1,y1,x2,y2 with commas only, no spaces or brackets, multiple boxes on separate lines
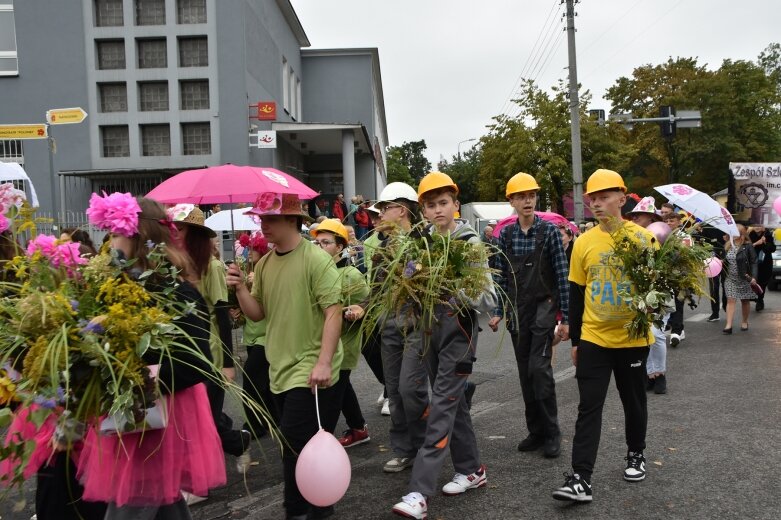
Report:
0,162,40,207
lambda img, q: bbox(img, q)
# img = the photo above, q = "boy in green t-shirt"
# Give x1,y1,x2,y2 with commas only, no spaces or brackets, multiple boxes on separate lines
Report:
227,193,345,520
311,219,372,448
390,172,497,520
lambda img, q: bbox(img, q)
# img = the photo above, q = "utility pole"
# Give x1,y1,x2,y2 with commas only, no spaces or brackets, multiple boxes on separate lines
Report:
565,0,584,224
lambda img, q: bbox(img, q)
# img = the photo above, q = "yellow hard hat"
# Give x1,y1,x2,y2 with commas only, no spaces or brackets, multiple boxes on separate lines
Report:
505,172,540,198
417,171,459,201
585,169,627,195
311,218,348,242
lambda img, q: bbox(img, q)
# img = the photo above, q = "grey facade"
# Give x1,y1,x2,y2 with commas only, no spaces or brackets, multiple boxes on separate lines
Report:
0,0,388,219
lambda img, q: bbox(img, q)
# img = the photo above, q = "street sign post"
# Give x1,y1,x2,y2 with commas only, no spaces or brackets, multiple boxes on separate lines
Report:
0,124,48,139
46,107,88,125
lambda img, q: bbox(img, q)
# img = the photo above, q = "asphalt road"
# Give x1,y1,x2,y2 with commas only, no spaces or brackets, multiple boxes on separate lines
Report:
3,291,780,519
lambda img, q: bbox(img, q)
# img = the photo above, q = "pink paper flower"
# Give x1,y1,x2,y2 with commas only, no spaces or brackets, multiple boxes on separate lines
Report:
27,234,58,258
0,214,9,234
0,183,26,214
86,192,141,237
52,242,88,269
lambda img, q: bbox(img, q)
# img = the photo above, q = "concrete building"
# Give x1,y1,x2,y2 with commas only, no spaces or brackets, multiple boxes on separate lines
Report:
0,0,388,222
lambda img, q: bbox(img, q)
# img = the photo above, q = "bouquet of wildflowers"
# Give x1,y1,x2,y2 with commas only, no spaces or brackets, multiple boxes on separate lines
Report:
0,193,204,490
607,221,712,340
362,223,495,333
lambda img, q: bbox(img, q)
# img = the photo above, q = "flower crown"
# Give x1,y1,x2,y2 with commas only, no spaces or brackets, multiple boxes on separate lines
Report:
86,192,142,237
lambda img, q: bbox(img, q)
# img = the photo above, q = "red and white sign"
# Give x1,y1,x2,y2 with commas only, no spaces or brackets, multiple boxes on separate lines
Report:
256,130,277,149
257,101,277,121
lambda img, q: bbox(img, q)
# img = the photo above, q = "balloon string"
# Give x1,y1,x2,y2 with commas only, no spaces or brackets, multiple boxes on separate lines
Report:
314,386,322,430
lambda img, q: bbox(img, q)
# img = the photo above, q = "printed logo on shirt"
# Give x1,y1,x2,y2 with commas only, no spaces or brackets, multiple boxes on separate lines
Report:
588,252,633,321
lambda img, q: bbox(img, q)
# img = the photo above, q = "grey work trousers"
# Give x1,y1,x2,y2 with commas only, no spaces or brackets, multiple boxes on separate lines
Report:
381,313,429,458
510,297,560,440
408,308,481,496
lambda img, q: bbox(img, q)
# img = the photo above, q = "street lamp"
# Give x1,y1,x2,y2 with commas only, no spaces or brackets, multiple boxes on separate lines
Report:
457,138,477,161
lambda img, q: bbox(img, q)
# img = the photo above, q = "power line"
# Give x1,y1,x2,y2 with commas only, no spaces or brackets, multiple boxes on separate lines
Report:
496,0,562,118
533,29,566,88
579,0,643,54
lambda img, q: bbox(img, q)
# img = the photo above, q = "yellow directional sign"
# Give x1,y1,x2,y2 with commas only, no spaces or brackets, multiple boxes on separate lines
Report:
46,107,88,125
0,124,48,139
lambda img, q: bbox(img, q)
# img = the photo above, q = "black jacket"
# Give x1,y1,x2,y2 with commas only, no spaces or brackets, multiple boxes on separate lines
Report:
732,243,758,282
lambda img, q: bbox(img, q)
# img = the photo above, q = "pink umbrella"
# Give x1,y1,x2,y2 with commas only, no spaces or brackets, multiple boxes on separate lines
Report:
493,211,578,238
146,164,318,204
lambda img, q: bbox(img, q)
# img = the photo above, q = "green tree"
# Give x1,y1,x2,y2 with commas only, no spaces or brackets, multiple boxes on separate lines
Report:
396,140,432,182
440,145,481,204
385,146,416,186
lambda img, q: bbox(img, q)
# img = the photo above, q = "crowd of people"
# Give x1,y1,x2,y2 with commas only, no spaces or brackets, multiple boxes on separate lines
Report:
2,167,775,520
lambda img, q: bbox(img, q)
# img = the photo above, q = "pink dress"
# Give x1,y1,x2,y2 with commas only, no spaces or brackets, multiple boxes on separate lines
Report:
77,383,225,506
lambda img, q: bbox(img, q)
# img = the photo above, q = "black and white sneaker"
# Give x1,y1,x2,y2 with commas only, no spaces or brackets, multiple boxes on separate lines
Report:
552,472,592,502
706,314,719,322
624,451,646,482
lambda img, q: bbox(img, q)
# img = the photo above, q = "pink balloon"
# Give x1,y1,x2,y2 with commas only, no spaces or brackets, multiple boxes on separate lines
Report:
295,429,351,507
704,257,722,278
646,221,672,244
774,196,781,217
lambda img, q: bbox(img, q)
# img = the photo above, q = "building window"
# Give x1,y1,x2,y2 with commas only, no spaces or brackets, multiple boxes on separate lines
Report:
177,0,206,24
137,38,167,68
178,36,207,67
135,0,165,25
0,4,18,76
295,77,302,121
180,80,209,110
98,83,128,112
0,140,24,164
138,81,168,111
96,40,126,69
101,125,130,157
282,58,289,113
181,123,211,155
140,124,170,156
94,0,124,27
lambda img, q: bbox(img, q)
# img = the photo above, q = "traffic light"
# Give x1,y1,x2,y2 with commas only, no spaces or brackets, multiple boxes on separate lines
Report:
660,105,676,138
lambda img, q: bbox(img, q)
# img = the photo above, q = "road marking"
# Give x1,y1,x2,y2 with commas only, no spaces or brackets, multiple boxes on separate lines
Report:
686,313,710,322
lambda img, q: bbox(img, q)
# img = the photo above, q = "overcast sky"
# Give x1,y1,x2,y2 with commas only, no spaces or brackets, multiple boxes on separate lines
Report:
291,0,780,165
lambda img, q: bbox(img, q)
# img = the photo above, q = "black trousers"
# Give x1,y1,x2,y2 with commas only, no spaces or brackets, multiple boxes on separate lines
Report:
571,341,649,481
362,328,386,389
35,451,107,520
510,298,560,439
273,379,346,517
668,298,685,335
340,369,365,430
709,275,721,316
242,344,279,436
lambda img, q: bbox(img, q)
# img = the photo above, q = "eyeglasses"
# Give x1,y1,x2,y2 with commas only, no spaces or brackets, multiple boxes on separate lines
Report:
315,239,335,247
379,203,404,214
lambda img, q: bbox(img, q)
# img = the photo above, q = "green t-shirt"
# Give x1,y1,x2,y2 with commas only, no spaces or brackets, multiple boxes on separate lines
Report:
197,258,229,368
362,232,382,280
243,317,266,346
338,264,370,370
251,239,344,393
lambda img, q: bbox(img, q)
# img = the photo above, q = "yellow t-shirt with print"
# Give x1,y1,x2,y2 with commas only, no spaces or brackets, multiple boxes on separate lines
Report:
569,221,655,347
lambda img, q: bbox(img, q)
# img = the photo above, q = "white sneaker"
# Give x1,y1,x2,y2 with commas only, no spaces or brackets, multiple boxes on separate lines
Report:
392,492,427,519
381,398,391,416
670,330,685,347
181,491,208,505
377,391,386,406
442,464,487,495
383,456,414,473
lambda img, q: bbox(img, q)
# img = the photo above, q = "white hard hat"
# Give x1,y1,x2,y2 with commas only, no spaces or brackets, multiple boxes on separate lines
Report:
366,204,381,214
376,182,418,205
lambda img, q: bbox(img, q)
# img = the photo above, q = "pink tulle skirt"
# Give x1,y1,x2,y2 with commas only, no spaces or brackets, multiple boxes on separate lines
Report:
77,383,226,506
0,404,62,482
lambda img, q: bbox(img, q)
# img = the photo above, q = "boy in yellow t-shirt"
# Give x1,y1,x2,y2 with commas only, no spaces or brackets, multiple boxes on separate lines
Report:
552,170,655,504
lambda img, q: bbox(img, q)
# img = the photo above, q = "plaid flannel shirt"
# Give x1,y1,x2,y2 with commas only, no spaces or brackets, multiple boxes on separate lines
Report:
492,215,570,322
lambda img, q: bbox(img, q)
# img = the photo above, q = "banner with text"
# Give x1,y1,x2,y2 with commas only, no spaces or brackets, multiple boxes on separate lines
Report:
729,162,781,227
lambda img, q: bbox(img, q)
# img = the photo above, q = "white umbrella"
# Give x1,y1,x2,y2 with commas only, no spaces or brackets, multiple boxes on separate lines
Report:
204,208,259,231
0,162,40,207
654,183,740,237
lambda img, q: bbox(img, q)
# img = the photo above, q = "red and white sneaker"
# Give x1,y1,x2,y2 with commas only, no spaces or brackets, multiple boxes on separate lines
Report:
338,425,370,448
392,492,427,519
441,464,487,495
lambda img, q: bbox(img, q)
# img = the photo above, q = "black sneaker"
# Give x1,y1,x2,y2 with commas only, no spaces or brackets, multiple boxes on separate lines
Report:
517,434,544,452
624,451,646,482
706,314,719,322
543,434,561,458
552,472,592,502
653,374,667,395
646,376,655,392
